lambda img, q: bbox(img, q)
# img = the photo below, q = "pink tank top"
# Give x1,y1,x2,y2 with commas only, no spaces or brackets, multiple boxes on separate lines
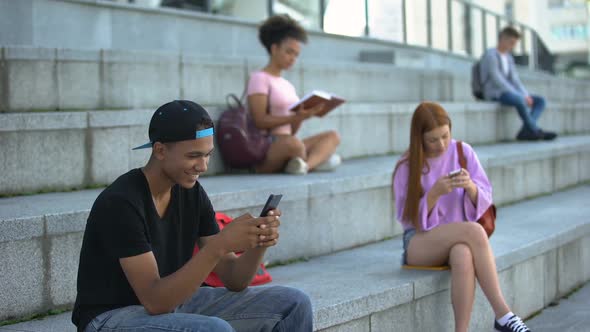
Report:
247,71,299,136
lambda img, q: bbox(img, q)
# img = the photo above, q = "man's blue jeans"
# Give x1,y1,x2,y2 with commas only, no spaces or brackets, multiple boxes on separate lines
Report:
84,286,312,332
496,92,546,132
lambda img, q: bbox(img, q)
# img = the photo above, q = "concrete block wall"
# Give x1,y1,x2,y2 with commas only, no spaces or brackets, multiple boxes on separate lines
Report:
2,46,588,195
264,185,590,331
1,47,181,111
3,0,589,92
0,0,495,69
0,172,397,320
318,236,590,332
2,46,590,113
1,101,589,195
1,1,590,328
1,216,588,330
0,110,153,194
301,183,590,331
0,47,462,112
0,112,88,194
2,138,590,320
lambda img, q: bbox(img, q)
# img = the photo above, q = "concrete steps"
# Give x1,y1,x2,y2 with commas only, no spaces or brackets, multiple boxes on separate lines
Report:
2,101,588,195
2,45,590,113
1,135,590,320
2,2,589,330
278,185,590,331
2,184,589,331
526,282,590,331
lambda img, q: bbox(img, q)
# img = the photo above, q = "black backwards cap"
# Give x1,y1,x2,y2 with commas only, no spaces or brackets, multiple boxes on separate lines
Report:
133,100,214,150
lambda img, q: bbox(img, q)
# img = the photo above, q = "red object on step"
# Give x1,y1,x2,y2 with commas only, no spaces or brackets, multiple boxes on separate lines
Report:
192,212,273,287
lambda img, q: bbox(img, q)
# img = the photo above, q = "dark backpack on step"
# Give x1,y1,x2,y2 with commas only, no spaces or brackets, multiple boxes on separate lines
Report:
216,94,271,169
471,60,485,100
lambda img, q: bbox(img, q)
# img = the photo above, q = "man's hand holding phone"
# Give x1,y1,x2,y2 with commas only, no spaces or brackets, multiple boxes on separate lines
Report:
256,194,282,247
216,194,283,254
257,208,281,248
216,213,281,254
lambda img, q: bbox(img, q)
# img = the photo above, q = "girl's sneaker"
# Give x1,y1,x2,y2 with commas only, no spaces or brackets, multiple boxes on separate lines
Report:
314,154,341,172
494,315,531,332
284,157,308,175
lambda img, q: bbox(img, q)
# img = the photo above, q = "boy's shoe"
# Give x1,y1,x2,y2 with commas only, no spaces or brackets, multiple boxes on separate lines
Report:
284,157,308,175
516,128,557,141
516,128,543,141
540,130,557,140
494,314,531,332
314,154,342,172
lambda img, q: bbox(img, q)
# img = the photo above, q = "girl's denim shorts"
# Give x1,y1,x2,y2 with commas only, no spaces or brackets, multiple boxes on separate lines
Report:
401,228,416,265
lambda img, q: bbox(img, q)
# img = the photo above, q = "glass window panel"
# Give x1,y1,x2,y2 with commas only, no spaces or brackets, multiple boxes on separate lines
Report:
210,0,268,21
366,0,404,42
323,0,367,37
273,0,321,30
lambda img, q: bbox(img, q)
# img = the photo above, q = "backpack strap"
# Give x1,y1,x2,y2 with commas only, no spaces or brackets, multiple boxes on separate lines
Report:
456,141,467,170
226,93,244,109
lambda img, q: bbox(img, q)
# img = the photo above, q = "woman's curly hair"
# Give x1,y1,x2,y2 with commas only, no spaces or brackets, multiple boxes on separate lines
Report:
258,14,308,54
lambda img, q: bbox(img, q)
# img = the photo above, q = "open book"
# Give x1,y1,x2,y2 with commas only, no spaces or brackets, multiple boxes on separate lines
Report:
288,90,346,117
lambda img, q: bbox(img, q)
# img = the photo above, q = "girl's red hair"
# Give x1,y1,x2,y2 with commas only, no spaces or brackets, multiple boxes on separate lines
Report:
393,102,451,229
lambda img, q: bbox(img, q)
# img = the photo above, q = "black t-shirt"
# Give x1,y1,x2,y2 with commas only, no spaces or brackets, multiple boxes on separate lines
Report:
72,169,219,331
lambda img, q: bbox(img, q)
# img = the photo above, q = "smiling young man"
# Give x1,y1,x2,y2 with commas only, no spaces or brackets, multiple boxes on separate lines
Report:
72,100,312,332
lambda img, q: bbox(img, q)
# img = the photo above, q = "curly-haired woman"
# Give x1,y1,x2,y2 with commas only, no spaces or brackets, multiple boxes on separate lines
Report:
247,14,341,175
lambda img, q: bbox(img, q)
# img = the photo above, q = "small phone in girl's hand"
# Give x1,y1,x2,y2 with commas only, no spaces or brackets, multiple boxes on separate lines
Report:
448,169,462,178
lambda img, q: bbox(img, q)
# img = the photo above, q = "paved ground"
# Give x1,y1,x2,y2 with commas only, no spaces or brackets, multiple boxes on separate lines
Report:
526,282,590,332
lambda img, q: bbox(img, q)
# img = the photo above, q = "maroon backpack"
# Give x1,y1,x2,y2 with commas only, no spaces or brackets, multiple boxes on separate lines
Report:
217,94,271,169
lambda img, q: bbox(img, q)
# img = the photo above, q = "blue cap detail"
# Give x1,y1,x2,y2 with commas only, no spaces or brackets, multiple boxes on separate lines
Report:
132,142,153,150
196,127,214,139
131,128,213,150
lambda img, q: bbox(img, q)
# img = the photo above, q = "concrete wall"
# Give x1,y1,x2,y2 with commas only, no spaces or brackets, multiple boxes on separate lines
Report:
0,0,477,70
317,235,590,332
1,101,589,195
2,46,590,113
1,138,590,320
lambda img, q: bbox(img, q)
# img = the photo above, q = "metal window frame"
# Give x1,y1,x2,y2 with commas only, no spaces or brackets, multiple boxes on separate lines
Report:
263,0,547,70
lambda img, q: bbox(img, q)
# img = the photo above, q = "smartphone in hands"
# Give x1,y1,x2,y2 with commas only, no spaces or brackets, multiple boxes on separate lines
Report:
260,194,283,217
448,168,462,178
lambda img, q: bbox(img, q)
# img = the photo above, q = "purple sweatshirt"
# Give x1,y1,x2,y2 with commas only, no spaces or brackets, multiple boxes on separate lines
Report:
393,140,493,231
